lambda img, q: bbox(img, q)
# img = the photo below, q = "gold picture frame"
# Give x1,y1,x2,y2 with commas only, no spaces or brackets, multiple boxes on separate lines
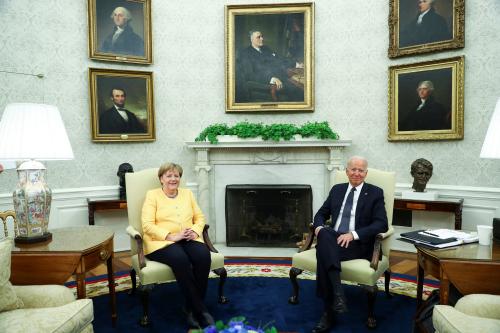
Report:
388,56,464,141
225,3,314,112
89,68,155,142
388,0,464,58
88,0,152,64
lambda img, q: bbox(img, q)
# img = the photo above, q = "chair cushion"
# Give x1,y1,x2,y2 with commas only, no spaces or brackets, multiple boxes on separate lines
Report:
454,294,500,320
292,248,389,286
0,238,23,312
132,251,225,286
13,285,76,309
433,304,500,333
0,298,94,333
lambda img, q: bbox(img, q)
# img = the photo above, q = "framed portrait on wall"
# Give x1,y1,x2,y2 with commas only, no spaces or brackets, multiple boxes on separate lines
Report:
89,68,155,142
225,3,314,113
388,0,464,58
388,56,464,141
88,0,152,64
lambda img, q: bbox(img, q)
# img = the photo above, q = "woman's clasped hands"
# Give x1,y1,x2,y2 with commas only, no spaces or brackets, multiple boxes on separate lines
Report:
166,228,199,242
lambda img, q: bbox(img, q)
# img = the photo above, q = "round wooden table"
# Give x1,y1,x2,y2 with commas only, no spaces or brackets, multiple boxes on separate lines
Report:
11,225,117,326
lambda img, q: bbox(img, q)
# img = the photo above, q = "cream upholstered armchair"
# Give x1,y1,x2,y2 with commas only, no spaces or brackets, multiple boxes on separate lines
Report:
433,294,500,333
125,168,228,326
288,168,396,328
0,237,94,333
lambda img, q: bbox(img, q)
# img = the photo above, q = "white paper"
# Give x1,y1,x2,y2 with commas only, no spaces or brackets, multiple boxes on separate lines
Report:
417,229,479,246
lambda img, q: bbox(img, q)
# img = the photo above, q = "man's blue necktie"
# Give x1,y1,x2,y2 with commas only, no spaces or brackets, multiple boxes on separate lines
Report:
338,187,356,234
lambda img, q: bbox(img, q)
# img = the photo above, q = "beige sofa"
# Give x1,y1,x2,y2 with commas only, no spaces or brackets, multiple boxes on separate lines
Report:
433,294,500,333
0,237,94,333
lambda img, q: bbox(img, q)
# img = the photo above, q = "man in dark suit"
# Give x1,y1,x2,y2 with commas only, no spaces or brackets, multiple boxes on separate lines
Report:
311,156,388,333
399,80,450,131
99,88,146,134
235,30,303,102
400,0,452,48
100,6,144,56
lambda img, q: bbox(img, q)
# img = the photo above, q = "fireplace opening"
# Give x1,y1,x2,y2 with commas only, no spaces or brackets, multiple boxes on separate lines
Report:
225,184,312,247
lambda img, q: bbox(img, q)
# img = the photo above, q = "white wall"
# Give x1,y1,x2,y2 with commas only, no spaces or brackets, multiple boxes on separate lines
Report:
1,1,499,250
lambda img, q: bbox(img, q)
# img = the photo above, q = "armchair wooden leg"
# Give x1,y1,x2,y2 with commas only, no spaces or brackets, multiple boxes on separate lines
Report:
384,269,392,298
288,267,303,304
213,267,229,304
138,284,154,327
364,284,378,329
128,269,137,295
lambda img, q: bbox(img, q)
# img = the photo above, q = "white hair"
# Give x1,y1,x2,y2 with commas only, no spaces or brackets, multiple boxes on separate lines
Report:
249,30,261,42
347,156,368,168
111,7,132,21
417,80,435,92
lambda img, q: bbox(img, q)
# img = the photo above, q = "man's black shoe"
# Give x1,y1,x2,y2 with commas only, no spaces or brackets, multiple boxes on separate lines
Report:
332,295,348,314
185,311,200,328
311,311,333,333
199,311,215,327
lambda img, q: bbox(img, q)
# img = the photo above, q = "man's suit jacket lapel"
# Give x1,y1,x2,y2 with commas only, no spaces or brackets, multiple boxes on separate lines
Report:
111,107,129,127
331,183,349,222
354,183,370,226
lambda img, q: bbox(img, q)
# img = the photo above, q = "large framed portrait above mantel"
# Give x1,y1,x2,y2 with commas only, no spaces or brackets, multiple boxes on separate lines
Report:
88,0,152,64
89,68,155,142
225,3,314,113
388,0,464,58
388,56,464,141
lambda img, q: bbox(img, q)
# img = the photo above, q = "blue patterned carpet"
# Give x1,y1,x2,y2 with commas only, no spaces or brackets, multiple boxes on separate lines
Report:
92,275,417,333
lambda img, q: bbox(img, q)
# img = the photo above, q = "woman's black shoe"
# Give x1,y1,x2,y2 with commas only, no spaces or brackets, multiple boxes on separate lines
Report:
199,311,215,327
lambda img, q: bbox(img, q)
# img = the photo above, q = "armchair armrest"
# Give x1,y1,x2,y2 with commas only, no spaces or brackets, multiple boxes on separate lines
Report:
298,224,316,252
370,227,394,270
126,225,141,238
378,227,394,241
126,226,146,269
202,225,219,253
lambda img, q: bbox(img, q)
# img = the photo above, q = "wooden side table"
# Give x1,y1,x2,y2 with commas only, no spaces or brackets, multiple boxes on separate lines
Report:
415,242,500,308
10,226,117,326
87,198,127,225
394,197,464,229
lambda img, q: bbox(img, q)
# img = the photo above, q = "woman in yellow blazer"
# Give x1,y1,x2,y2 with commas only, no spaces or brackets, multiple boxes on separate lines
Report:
141,162,214,328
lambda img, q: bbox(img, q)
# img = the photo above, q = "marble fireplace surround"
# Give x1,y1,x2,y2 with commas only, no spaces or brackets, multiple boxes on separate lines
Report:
186,139,352,244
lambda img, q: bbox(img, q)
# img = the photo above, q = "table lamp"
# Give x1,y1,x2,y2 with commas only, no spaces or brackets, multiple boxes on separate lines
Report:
0,103,74,244
480,97,500,243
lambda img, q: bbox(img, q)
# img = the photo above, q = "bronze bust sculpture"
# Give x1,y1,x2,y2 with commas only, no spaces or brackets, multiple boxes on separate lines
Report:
117,163,134,200
410,158,433,192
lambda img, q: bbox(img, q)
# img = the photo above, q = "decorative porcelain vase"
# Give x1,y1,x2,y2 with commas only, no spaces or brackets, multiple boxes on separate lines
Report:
13,163,52,242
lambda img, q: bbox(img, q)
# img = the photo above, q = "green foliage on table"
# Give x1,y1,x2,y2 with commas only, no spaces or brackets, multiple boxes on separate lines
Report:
195,121,339,143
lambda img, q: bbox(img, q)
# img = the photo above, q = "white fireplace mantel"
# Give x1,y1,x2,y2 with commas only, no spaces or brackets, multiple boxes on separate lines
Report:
185,138,352,242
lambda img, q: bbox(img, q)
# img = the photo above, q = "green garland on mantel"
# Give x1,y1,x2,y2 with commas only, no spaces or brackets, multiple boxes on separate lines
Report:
195,121,339,144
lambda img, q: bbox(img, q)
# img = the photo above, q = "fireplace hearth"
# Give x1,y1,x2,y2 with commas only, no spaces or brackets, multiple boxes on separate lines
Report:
225,184,312,247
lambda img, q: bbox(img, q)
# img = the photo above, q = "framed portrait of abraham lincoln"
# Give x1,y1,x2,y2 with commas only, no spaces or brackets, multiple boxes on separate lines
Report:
388,0,464,58
225,3,314,113
88,0,152,64
388,56,464,141
89,68,155,142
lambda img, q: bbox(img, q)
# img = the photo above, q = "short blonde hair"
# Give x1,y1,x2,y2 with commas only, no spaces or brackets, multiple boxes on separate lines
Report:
158,162,183,183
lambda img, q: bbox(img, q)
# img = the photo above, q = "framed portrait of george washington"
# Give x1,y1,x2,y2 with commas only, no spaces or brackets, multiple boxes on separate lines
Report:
225,3,314,113
388,0,464,58
388,56,464,141
89,68,155,142
88,0,152,64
